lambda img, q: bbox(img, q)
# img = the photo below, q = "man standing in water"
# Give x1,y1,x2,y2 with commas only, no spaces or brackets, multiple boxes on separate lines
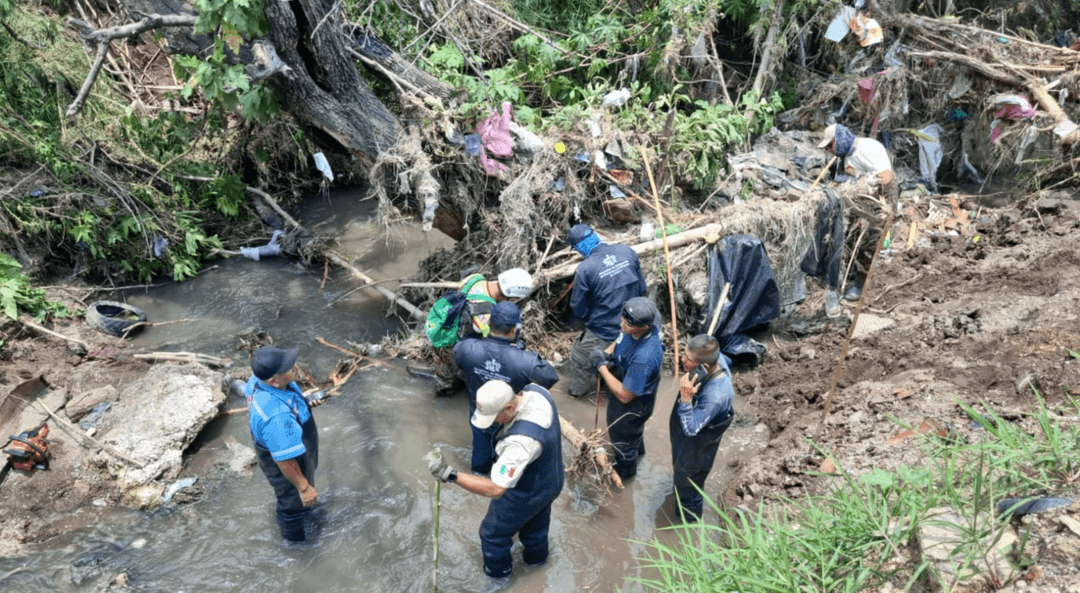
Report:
246,345,319,542
454,301,559,474
566,224,647,399
426,380,564,579
591,297,664,479
669,334,734,522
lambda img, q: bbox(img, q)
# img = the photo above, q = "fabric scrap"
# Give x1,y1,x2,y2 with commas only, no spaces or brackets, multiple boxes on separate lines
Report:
477,102,513,175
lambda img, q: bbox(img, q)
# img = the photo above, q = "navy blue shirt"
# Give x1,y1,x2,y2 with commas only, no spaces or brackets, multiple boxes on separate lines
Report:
675,357,734,436
454,335,560,411
611,326,663,400
570,243,647,342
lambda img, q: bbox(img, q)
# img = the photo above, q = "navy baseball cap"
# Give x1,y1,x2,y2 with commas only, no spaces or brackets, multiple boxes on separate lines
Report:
621,297,656,327
490,301,521,332
252,346,298,380
568,224,595,246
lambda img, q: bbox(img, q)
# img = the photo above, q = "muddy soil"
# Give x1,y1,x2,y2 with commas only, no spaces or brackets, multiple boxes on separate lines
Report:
3,194,1080,589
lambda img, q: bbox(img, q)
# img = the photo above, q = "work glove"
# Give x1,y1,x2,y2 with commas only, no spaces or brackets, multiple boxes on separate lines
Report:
424,449,458,483
589,348,611,371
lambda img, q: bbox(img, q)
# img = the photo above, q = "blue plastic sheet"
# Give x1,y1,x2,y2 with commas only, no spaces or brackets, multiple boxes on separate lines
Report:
696,234,781,363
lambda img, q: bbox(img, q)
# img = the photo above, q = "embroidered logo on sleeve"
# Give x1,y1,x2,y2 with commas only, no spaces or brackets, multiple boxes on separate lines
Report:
498,464,516,478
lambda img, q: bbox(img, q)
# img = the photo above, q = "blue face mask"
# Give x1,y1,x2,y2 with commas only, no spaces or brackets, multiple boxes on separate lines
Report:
574,233,601,257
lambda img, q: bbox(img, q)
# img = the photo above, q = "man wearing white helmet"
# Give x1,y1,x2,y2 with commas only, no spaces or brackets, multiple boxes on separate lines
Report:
433,267,534,398
461,267,533,339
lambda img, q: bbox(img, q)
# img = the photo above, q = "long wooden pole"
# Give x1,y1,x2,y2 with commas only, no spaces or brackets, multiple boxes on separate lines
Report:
815,205,896,437
639,145,680,372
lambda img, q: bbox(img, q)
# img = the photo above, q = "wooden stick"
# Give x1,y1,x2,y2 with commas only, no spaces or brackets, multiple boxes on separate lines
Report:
315,336,390,367
810,156,838,193
639,145,680,372
815,205,896,437
433,477,441,593
559,416,623,489
536,226,721,283
20,317,88,351
706,282,732,336
132,352,228,367
30,399,144,468
324,251,425,320
593,375,602,431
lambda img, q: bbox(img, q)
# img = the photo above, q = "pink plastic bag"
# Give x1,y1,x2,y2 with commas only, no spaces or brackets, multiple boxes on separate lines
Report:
477,102,513,174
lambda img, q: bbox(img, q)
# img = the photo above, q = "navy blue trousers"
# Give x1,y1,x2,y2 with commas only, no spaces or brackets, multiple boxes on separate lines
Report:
479,497,553,578
669,412,732,521
254,416,319,541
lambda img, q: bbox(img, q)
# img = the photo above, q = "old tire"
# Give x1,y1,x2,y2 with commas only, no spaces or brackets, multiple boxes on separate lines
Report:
86,301,147,337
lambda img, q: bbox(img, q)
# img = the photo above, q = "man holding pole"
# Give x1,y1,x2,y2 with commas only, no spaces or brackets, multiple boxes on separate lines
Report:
590,296,664,479
669,334,734,522
426,380,564,579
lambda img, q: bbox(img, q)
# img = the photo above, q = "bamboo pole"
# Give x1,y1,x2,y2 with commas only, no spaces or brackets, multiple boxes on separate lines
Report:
815,205,896,437
433,479,441,593
639,145,680,372
706,282,732,336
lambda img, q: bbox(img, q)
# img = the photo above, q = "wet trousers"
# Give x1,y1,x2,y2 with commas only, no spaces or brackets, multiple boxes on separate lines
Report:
567,329,610,397
607,395,654,478
479,497,553,578
254,417,319,541
669,412,733,521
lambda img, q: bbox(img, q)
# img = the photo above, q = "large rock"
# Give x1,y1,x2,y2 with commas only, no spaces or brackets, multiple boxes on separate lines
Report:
94,364,226,488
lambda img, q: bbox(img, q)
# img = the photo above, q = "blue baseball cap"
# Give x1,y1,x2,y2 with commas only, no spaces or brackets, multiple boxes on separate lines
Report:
489,301,521,332
252,346,298,380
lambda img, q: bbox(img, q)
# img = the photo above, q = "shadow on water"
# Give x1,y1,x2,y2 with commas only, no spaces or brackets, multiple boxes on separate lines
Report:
0,187,767,592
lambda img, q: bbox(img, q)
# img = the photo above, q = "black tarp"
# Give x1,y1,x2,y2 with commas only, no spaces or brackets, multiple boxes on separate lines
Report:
695,234,780,363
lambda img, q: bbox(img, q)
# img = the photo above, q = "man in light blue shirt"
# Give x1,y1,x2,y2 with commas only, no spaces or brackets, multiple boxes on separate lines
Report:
246,345,319,541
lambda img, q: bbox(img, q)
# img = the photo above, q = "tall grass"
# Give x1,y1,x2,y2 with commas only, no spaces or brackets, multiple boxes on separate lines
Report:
634,392,1080,592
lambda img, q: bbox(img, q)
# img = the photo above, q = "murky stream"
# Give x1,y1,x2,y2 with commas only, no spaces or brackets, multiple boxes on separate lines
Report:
1,189,766,592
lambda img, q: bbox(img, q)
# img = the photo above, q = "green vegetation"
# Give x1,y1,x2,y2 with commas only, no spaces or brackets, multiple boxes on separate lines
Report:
635,394,1080,591
0,253,70,321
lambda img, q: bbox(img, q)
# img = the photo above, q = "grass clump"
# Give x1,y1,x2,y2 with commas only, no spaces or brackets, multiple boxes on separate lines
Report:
634,393,1080,592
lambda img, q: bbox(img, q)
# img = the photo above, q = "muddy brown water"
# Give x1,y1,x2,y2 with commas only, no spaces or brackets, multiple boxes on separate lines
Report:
0,189,765,592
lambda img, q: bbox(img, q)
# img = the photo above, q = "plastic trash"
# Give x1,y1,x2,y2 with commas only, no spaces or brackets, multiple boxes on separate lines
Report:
477,102,513,175
508,121,544,154
78,401,112,431
230,379,248,399
602,88,631,107
993,94,1036,119
996,497,1072,517
313,152,334,183
587,118,601,138
573,153,590,163
609,185,626,198
29,189,44,198
916,124,944,194
444,123,464,145
153,235,168,258
464,133,482,157
852,15,883,47
164,477,198,503
824,6,855,42
240,229,284,261
947,108,968,122
593,150,608,170
857,77,875,105
554,142,566,154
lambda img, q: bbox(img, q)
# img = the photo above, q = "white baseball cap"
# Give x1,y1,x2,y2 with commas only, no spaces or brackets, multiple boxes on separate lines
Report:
818,124,837,148
472,380,515,429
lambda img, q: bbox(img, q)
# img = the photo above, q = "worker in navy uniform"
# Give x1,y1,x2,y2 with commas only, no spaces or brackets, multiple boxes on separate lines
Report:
454,301,559,474
567,224,647,399
245,345,320,542
426,380,565,579
669,334,735,522
590,296,663,479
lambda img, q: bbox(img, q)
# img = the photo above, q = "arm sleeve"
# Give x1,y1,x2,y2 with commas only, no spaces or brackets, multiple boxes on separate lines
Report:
633,258,647,297
620,360,651,398
569,270,589,319
490,435,542,489
530,360,560,389
677,378,728,437
262,414,307,461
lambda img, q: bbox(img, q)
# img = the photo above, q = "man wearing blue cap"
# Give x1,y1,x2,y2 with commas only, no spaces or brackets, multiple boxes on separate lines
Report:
590,296,663,479
566,223,647,399
245,345,319,542
454,302,559,473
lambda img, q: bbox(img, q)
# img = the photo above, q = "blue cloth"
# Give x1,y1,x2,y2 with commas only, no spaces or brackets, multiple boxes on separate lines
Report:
246,377,312,461
800,196,844,290
570,243,647,342
480,385,564,577
247,376,318,541
454,336,559,473
607,327,663,478
832,124,856,158
573,234,601,258
669,360,734,521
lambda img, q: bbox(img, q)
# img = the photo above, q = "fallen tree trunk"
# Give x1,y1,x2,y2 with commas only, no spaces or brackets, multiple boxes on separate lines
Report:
323,252,425,320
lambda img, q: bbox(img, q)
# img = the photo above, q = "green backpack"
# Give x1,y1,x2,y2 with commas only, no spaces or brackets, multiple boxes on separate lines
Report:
425,274,495,347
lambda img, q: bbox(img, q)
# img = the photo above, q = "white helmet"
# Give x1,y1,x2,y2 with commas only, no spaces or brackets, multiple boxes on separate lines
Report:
497,268,533,299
